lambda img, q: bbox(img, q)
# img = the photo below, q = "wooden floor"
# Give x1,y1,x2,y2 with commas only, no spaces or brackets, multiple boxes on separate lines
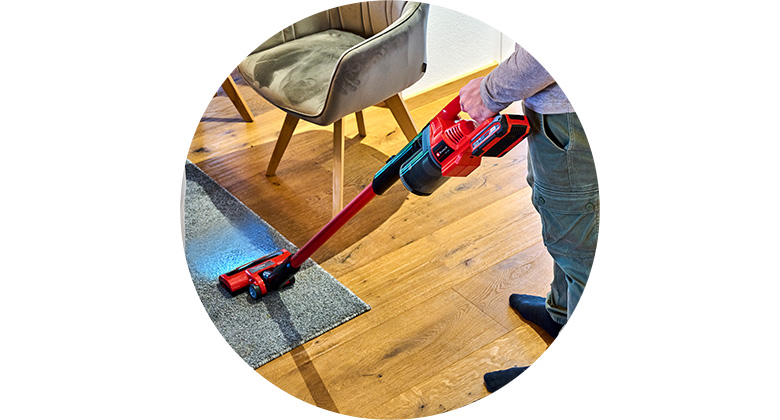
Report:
188,67,556,418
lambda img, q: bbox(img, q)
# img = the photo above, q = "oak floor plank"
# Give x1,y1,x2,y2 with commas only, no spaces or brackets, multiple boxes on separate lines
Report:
453,240,555,332
303,289,508,416
364,326,548,419
254,352,318,407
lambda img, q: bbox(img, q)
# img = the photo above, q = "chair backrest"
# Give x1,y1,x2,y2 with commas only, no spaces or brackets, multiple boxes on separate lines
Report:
251,1,414,54
328,1,409,38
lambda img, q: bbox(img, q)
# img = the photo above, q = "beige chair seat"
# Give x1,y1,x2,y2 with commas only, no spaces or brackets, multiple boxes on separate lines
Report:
239,30,366,117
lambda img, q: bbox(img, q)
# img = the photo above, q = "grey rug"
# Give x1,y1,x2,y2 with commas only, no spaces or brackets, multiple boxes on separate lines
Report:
182,161,370,368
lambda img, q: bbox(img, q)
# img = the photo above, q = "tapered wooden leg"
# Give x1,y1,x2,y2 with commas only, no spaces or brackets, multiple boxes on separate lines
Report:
355,111,367,137
266,114,300,176
333,119,345,216
385,93,418,141
221,77,254,122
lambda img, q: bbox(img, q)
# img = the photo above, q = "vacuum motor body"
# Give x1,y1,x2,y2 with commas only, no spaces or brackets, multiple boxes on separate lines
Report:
398,98,531,196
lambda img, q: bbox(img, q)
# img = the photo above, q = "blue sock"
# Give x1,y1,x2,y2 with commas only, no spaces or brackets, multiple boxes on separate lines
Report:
509,294,563,338
483,366,528,392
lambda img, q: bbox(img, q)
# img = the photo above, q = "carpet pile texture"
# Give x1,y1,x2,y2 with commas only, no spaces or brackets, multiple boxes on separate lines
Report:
183,162,370,368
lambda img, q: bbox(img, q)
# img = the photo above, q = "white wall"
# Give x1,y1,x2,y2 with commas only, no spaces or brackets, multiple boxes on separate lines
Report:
403,4,515,97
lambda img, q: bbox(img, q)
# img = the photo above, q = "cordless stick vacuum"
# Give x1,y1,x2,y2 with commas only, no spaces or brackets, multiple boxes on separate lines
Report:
219,96,531,300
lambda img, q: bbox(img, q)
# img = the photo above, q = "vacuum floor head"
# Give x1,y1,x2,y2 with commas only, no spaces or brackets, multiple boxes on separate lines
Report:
219,249,296,298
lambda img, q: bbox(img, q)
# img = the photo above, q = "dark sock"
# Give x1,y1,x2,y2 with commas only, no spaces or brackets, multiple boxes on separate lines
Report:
509,294,563,338
483,366,528,392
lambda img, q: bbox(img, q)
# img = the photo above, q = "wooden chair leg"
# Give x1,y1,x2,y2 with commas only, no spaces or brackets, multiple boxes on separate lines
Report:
266,114,300,176
355,110,367,137
385,93,418,141
333,119,345,216
221,77,254,122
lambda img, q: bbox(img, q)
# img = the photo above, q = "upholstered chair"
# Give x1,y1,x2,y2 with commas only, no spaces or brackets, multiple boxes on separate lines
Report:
238,1,429,216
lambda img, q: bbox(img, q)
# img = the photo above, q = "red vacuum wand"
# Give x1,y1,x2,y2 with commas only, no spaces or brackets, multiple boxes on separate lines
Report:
219,96,531,299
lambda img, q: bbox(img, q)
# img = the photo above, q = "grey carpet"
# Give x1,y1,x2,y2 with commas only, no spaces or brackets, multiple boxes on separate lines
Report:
182,161,370,368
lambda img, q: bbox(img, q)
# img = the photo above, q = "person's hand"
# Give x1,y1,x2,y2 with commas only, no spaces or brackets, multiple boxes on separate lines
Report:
459,77,497,124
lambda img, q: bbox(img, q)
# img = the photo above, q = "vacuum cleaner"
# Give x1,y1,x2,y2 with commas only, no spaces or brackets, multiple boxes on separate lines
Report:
219,95,531,300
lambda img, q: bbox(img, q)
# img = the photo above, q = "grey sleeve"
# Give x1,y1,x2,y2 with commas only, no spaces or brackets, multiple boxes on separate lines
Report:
479,44,555,113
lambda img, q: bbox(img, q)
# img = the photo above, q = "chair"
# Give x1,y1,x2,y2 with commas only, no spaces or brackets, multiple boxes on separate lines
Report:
237,1,429,216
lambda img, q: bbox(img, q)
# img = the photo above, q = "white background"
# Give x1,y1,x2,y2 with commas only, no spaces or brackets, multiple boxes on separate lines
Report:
2,0,779,419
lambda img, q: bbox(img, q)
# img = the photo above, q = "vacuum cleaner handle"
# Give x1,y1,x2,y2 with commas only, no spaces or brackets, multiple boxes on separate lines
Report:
436,95,462,122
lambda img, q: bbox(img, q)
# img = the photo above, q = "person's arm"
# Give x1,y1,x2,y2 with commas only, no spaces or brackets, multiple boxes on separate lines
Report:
460,44,555,123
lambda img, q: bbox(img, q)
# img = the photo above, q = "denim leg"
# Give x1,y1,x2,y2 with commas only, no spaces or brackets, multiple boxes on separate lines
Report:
544,261,569,322
547,246,593,323
523,105,599,325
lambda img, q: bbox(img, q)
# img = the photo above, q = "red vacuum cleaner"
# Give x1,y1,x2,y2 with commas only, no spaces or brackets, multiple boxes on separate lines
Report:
219,96,531,300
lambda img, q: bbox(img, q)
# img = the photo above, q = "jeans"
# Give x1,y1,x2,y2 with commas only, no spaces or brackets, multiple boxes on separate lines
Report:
523,105,599,325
